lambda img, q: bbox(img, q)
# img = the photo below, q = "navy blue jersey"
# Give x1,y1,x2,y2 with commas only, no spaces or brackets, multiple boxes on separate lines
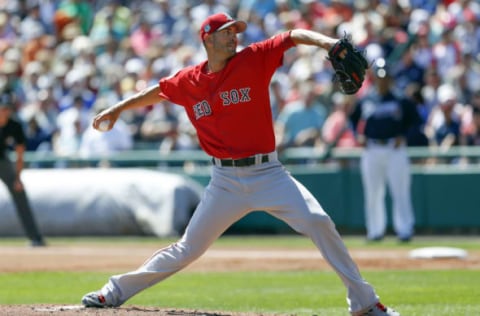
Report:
350,91,421,140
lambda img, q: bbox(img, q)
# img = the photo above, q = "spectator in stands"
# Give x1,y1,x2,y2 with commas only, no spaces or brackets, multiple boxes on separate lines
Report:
0,11,16,49
88,0,131,46
390,45,425,95
79,98,133,166
269,75,288,120
58,65,96,112
410,22,434,71
0,52,25,103
139,100,179,147
153,0,177,36
0,0,477,169
321,92,359,167
53,94,90,161
424,83,464,164
0,90,45,246
237,0,277,21
21,61,45,104
170,3,201,48
19,2,48,44
404,83,429,148
263,0,294,38
129,18,161,57
275,80,327,154
454,52,480,105
432,26,462,80
190,0,230,26
421,68,442,113
23,111,53,153
322,92,359,150
20,87,59,147
463,107,480,149
461,90,480,150
240,12,267,45
56,0,94,36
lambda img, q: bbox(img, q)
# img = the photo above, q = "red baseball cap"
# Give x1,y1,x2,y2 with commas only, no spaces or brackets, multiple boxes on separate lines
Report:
200,13,247,40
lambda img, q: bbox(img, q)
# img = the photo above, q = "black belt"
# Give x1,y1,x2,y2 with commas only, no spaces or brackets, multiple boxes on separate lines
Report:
212,154,270,167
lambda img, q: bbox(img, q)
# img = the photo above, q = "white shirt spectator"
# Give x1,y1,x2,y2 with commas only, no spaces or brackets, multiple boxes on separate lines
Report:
79,119,133,159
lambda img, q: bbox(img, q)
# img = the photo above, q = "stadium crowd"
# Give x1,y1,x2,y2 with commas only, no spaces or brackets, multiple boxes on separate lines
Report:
0,0,479,165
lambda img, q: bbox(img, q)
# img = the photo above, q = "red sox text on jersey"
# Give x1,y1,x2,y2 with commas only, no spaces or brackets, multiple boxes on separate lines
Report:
193,88,251,120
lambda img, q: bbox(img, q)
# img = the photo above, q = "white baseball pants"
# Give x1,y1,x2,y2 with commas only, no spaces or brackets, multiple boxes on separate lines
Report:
99,158,379,314
360,143,415,240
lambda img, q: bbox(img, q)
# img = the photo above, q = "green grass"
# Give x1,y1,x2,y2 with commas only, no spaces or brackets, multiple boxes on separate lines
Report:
1,235,479,315
1,270,479,315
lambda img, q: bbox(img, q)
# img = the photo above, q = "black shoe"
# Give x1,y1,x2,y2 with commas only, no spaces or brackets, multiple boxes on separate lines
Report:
367,235,384,242
31,239,46,247
398,235,412,243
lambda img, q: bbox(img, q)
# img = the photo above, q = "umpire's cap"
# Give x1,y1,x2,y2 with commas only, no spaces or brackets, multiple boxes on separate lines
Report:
200,13,247,40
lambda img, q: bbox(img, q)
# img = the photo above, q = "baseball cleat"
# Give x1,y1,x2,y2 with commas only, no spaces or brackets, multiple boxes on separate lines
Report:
30,239,46,247
357,302,400,316
82,292,110,308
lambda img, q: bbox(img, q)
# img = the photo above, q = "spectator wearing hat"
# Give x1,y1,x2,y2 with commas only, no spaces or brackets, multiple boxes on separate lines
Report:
424,83,464,163
0,90,45,246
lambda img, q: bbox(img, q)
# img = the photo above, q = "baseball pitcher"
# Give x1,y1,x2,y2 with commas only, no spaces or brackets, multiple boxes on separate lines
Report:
82,13,399,316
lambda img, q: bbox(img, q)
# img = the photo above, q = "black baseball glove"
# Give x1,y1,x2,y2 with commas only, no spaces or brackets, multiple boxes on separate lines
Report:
327,35,369,95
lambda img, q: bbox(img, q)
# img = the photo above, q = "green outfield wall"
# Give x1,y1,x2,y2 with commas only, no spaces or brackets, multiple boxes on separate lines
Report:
187,165,480,235
20,147,480,235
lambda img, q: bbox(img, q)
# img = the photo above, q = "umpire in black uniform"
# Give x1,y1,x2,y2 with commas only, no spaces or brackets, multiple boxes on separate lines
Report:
0,91,45,246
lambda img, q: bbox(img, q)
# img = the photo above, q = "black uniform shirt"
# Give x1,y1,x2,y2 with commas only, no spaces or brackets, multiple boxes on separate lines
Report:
0,118,26,159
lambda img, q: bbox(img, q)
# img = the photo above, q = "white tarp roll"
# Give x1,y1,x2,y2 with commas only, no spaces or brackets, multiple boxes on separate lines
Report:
0,168,204,237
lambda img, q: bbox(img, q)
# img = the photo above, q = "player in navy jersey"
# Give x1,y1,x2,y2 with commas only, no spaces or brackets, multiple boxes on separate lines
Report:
350,59,419,242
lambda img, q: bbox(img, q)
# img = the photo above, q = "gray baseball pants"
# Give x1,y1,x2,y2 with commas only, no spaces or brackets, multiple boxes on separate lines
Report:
99,157,378,313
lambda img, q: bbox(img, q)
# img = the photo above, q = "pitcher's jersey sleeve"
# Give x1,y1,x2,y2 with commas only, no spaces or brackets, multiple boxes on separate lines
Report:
158,32,295,158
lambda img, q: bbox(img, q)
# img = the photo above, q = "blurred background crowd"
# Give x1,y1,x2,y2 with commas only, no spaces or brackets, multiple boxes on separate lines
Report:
0,0,479,165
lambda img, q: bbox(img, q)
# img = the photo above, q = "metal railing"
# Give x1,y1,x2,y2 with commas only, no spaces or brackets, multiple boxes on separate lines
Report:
18,146,480,169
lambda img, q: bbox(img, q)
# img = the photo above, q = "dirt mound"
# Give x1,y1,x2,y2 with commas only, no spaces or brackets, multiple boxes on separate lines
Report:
0,305,280,316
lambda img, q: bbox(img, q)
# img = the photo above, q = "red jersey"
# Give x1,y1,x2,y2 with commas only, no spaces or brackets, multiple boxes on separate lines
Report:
159,31,295,159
